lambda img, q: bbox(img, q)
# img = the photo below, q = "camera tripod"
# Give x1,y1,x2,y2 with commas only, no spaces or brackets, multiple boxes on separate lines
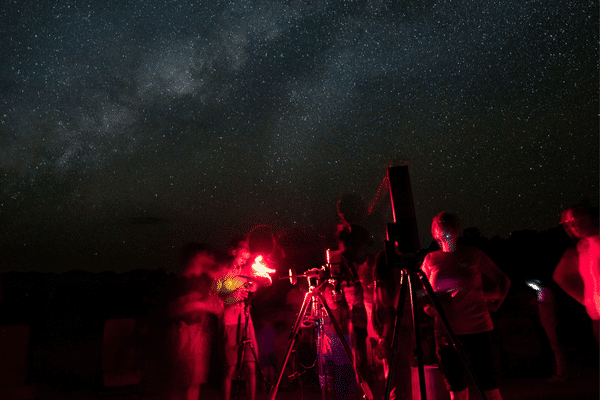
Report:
232,298,269,400
267,278,373,400
384,261,488,400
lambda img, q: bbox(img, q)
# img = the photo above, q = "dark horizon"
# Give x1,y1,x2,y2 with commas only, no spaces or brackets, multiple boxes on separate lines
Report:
0,212,573,279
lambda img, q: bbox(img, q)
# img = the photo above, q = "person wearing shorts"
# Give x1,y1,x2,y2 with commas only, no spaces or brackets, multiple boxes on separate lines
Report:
421,212,510,400
216,238,271,400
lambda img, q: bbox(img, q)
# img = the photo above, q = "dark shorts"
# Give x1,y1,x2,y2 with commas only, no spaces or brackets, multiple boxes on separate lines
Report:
436,331,500,392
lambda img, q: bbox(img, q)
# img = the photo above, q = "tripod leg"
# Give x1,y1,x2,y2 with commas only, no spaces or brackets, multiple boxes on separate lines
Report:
235,344,248,400
234,314,246,400
246,332,269,394
315,291,373,400
384,269,409,400
408,272,427,400
416,270,488,400
242,305,270,395
267,290,314,400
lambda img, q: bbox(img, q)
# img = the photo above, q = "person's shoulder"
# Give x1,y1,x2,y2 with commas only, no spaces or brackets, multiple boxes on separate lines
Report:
460,246,498,269
587,235,600,247
458,245,486,258
558,245,579,264
457,244,478,252
426,249,444,259
423,249,444,265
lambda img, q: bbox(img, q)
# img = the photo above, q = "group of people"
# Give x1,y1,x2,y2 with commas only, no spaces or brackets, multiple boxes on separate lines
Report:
163,231,276,400
319,191,511,400
290,200,598,400
158,196,598,400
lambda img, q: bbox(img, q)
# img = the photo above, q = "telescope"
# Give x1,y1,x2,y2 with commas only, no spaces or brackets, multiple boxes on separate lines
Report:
286,267,325,285
384,166,421,270
286,249,342,285
381,166,489,400
268,249,373,400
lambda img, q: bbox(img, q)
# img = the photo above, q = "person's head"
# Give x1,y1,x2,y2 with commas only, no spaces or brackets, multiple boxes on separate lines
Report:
560,209,578,240
337,224,372,264
561,202,599,239
181,242,220,278
337,193,368,225
431,211,460,252
228,238,252,269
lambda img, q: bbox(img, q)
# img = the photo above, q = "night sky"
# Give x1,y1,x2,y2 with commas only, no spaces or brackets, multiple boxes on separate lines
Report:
1,0,598,273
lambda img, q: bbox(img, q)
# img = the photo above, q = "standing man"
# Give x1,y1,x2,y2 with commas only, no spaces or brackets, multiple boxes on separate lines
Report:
421,212,510,400
372,248,414,400
166,243,224,400
533,210,576,382
317,224,372,400
553,202,600,343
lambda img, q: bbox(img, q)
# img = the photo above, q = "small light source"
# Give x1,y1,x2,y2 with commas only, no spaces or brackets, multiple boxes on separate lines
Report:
525,279,547,302
525,279,542,292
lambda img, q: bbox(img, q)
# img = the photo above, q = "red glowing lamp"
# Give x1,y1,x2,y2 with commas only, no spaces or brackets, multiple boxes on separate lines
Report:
251,255,276,284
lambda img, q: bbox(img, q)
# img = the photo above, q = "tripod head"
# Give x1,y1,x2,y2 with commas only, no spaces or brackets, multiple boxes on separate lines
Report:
384,245,422,271
287,266,326,286
384,223,422,271
286,248,343,286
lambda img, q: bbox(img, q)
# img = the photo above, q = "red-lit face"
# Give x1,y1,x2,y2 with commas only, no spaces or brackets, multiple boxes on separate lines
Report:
562,209,598,239
233,247,251,269
561,210,578,239
432,225,458,252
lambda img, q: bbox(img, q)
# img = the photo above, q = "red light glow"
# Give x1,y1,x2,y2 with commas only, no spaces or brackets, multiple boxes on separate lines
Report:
251,255,276,283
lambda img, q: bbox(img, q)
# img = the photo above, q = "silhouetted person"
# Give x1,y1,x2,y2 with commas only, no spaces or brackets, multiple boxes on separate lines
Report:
337,194,369,227
372,248,414,400
337,192,386,256
553,202,600,343
337,194,381,381
421,212,510,400
533,211,576,382
166,243,224,400
317,224,372,400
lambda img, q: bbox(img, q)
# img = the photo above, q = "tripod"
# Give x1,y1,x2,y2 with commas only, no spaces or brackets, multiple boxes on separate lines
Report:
232,298,269,400
268,278,373,400
384,260,488,400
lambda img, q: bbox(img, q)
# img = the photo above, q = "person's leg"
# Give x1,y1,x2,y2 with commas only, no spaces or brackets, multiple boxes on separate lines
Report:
244,361,257,400
483,388,503,400
223,364,236,400
185,384,200,400
437,338,467,400
189,320,211,400
389,324,412,400
450,388,468,400
464,332,503,400
222,324,240,400
538,289,568,378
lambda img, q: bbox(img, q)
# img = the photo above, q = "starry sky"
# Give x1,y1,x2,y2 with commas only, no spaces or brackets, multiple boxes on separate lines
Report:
1,0,598,273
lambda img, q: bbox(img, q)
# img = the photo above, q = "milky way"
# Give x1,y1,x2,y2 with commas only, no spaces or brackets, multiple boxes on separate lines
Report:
1,0,597,272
